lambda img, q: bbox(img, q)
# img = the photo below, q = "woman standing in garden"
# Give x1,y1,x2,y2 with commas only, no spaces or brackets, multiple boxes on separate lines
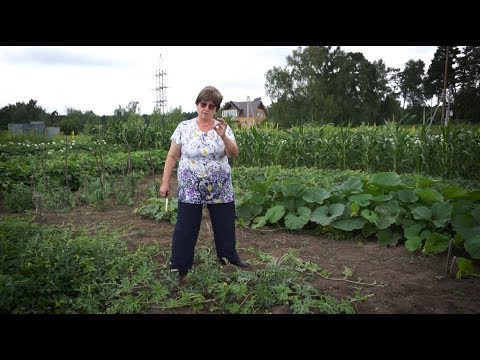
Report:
159,85,249,277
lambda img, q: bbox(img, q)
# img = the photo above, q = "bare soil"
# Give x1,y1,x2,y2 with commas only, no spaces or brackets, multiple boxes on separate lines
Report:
2,174,479,314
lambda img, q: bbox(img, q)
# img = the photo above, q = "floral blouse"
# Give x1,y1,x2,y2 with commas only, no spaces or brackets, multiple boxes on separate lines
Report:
171,118,236,204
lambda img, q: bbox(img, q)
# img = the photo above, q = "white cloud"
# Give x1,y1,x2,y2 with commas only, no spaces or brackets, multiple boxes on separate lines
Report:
0,46,437,116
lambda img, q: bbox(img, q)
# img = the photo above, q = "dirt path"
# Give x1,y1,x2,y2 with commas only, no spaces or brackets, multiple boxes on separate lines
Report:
2,174,479,314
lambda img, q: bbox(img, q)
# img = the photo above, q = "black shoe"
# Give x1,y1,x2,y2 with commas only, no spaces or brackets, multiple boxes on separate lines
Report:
171,268,188,277
218,257,249,269
232,258,250,268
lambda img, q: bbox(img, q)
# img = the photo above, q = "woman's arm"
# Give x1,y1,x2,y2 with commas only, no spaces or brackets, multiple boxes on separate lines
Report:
159,142,181,197
222,136,238,158
214,118,239,158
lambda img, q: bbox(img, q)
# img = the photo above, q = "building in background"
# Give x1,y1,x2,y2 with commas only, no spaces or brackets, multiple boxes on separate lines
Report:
222,98,268,126
8,121,60,138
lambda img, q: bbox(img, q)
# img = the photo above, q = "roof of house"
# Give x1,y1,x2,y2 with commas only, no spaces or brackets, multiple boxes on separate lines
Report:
223,99,268,117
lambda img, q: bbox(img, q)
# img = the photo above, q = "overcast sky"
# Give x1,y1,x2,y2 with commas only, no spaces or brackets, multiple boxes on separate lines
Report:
0,46,437,116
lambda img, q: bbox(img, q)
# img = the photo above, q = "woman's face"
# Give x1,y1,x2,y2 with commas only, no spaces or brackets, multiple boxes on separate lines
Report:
197,100,217,120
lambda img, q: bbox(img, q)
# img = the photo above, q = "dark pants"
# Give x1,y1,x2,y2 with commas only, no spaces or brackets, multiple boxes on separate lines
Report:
170,201,239,272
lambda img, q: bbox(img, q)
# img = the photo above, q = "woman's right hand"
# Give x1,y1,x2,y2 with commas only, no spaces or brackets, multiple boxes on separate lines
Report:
159,183,169,198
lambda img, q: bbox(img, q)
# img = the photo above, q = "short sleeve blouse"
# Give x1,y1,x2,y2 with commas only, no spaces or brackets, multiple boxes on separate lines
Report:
171,118,236,204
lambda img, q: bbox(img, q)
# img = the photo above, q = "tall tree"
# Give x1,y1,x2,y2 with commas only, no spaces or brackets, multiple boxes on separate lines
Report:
454,46,480,123
424,46,460,103
265,46,396,126
59,108,100,134
399,59,426,109
265,50,302,128
456,46,480,90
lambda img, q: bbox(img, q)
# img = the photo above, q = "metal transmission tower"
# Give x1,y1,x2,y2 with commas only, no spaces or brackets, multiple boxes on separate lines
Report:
154,54,168,114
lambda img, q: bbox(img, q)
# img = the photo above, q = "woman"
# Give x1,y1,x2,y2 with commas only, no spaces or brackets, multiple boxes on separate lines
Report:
159,85,249,277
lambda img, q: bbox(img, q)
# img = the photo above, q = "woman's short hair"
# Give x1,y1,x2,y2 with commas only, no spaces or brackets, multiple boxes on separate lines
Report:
195,86,223,110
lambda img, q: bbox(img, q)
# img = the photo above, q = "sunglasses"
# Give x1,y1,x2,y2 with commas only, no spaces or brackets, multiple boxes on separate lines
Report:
199,101,216,110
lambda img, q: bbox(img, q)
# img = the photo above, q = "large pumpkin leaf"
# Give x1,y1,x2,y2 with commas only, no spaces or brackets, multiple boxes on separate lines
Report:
302,187,330,204
423,232,450,254
373,200,400,229
236,203,263,223
371,194,393,202
333,177,363,195
364,183,382,195
451,206,480,259
282,183,307,198
235,193,252,207
284,198,306,212
268,183,283,195
452,220,480,244
284,207,311,230
369,172,402,188
430,202,452,228
249,193,265,205
403,223,426,251
311,203,345,226
415,188,444,203
451,202,480,230
331,218,367,231
376,228,402,247
411,206,432,221
252,216,267,230
397,189,418,203
401,218,415,228
265,205,285,224
349,193,373,207
361,209,379,223
464,235,480,259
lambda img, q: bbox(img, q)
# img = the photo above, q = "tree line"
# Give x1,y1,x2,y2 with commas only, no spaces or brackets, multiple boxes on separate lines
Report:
0,99,196,134
265,46,480,127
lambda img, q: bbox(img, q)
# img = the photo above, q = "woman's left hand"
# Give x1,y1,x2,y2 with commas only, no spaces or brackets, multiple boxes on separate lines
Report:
214,118,227,139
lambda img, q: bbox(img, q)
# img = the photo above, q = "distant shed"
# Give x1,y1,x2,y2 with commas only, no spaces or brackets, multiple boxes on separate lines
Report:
8,121,60,137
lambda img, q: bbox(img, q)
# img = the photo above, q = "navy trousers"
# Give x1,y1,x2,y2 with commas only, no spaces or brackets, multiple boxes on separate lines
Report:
170,201,239,272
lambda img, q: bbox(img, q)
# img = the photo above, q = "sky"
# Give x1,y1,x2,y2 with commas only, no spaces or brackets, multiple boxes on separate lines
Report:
0,46,438,116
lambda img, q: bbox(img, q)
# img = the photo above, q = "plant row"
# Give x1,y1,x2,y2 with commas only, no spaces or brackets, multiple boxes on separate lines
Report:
233,172,480,262
232,122,480,180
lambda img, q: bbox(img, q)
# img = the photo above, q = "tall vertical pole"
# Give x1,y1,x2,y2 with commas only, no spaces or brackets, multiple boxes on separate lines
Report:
441,46,449,126
155,54,167,115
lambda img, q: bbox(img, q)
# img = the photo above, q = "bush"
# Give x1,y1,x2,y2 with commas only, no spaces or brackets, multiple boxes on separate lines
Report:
3,183,33,212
